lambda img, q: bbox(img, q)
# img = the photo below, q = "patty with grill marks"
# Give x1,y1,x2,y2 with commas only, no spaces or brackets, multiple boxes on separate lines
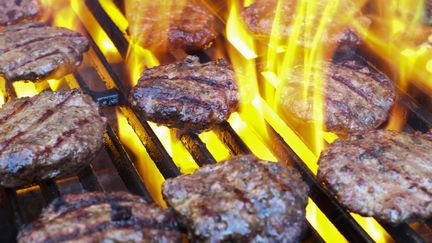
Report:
0,0,40,26
127,0,217,51
318,130,432,224
129,56,239,132
0,22,89,81
242,0,371,52
162,155,309,242
278,59,395,133
17,192,182,242
0,89,106,188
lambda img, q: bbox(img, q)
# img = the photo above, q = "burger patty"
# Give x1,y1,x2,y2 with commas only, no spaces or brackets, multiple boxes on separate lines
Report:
318,130,432,224
278,59,395,133
162,155,309,242
129,56,239,132
17,192,182,242
0,0,39,26
241,0,371,51
127,0,217,51
0,22,89,81
0,89,106,188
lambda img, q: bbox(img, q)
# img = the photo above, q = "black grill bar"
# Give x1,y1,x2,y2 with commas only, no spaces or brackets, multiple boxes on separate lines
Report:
179,132,217,166
104,125,153,202
400,94,432,129
72,71,153,201
125,108,182,178
85,0,129,58
215,121,252,155
0,188,23,231
268,125,374,243
75,18,181,179
39,180,61,205
77,166,103,192
380,223,425,243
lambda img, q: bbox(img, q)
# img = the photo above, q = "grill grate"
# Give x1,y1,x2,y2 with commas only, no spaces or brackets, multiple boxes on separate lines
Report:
0,0,431,242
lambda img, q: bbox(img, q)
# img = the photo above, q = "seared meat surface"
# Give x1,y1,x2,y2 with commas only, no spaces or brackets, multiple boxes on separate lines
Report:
0,0,39,26
318,130,432,224
0,22,89,81
163,155,309,242
127,0,217,51
278,59,395,133
242,0,370,52
0,89,106,188
18,192,182,242
129,56,239,132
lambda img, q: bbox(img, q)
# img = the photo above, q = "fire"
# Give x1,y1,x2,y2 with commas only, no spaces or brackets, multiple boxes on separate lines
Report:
29,0,426,241
117,111,167,206
225,0,391,241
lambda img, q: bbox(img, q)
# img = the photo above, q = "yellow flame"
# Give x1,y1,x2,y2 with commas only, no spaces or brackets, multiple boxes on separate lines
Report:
354,0,430,93
227,0,257,59
12,82,38,98
117,110,166,206
306,199,347,242
199,131,231,162
99,0,129,32
228,113,277,161
0,78,7,107
225,0,391,240
70,0,122,63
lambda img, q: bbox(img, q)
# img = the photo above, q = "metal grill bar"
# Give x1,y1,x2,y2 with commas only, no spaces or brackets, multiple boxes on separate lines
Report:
215,121,252,155
85,0,129,58
268,126,374,243
179,132,217,166
76,21,181,179
0,188,22,236
380,223,425,243
39,180,61,205
72,71,153,201
77,166,103,192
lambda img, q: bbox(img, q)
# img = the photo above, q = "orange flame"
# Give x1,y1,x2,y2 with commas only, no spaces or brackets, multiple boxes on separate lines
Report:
225,0,389,241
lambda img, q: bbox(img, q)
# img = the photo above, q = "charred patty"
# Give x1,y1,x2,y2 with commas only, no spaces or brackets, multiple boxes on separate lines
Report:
0,89,106,188
0,0,40,26
318,130,432,224
129,55,239,132
278,59,395,133
162,155,309,242
127,0,217,51
0,22,89,81
241,0,371,52
17,192,182,242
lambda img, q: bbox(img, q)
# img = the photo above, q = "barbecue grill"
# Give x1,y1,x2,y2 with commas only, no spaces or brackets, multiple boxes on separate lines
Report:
1,0,432,242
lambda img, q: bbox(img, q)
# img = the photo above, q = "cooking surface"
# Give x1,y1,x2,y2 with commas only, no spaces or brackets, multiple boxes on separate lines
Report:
0,0,431,242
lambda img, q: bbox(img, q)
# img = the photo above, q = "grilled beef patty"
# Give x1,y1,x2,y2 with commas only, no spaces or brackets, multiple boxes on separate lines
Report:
318,130,432,224
162,155,309,242
127,0,217,51
0,22,89,81
17,192,182,242
278,59,395,133
129,56,239,132
0,0,39,26
241,0,371,52
0,89,106,188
